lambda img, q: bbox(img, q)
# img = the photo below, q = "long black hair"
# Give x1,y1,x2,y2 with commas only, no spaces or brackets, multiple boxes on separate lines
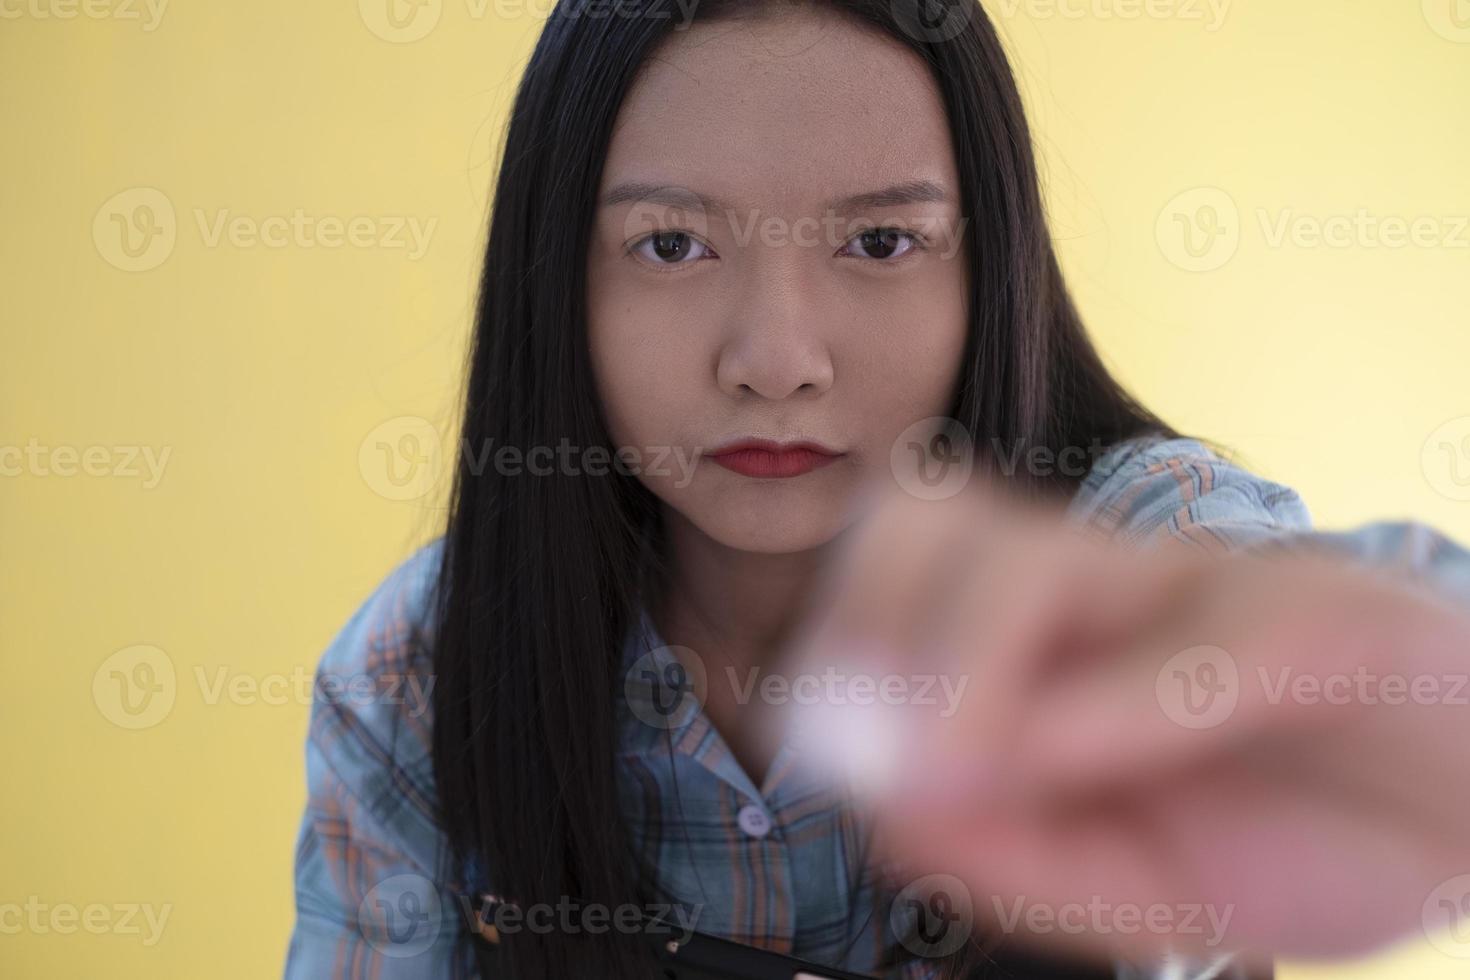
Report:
431,0,1172,975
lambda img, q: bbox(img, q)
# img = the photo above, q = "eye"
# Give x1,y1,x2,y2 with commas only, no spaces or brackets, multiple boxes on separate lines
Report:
838,228,922,261
630,231,714,266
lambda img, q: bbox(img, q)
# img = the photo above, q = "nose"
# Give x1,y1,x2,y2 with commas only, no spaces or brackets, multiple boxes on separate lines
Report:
715,266,835,401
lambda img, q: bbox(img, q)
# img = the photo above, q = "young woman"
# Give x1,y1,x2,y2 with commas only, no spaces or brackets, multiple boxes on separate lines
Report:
284,1,1470,978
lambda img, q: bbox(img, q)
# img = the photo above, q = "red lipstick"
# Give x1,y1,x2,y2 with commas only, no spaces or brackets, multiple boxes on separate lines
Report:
706,439,843,479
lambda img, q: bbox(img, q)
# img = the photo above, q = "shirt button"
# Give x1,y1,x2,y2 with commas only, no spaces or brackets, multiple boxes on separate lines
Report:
737,804,772,839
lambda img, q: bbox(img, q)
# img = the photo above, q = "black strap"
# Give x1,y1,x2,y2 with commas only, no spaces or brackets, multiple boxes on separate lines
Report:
459,893,1271,980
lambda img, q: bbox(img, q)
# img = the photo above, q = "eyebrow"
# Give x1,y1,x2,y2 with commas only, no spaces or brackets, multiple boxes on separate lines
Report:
599,179,950,214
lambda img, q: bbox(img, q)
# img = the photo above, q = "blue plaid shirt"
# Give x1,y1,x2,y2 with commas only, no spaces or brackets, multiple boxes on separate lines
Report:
284,435,1470,979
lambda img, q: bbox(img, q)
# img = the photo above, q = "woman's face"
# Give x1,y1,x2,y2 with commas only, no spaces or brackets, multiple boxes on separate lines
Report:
588,5,969,555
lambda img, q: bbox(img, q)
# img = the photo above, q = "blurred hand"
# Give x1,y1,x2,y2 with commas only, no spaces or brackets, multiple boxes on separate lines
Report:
787,481,1470,966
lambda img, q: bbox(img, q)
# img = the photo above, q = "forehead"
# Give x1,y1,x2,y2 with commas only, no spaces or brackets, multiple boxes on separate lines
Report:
602,6,959,211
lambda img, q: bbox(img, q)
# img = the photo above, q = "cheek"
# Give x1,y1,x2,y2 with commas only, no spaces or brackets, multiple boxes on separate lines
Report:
587,276,708,452
845,270,969,424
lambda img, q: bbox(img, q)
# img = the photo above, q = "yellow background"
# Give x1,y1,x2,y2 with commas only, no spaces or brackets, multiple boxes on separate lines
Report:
3,0,1468,976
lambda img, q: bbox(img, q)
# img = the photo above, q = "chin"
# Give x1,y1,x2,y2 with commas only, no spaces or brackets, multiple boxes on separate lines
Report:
679,487,855,555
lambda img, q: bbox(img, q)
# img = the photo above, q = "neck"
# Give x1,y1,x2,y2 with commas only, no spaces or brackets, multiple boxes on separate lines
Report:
652,509,834,674
650,509,845,786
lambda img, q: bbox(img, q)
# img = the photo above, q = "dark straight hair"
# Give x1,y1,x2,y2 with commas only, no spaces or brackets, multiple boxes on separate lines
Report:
430,0,1172,975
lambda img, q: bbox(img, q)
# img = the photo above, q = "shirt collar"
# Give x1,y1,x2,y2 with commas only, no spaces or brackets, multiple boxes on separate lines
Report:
616,604,826,804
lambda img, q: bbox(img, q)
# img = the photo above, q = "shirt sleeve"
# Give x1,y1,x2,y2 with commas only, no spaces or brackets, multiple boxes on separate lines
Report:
1068,435,1314,553
283,542,475,979
1072,435,1470,611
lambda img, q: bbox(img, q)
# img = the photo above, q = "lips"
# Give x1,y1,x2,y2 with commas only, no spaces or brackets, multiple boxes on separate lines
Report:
705,439,844,479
